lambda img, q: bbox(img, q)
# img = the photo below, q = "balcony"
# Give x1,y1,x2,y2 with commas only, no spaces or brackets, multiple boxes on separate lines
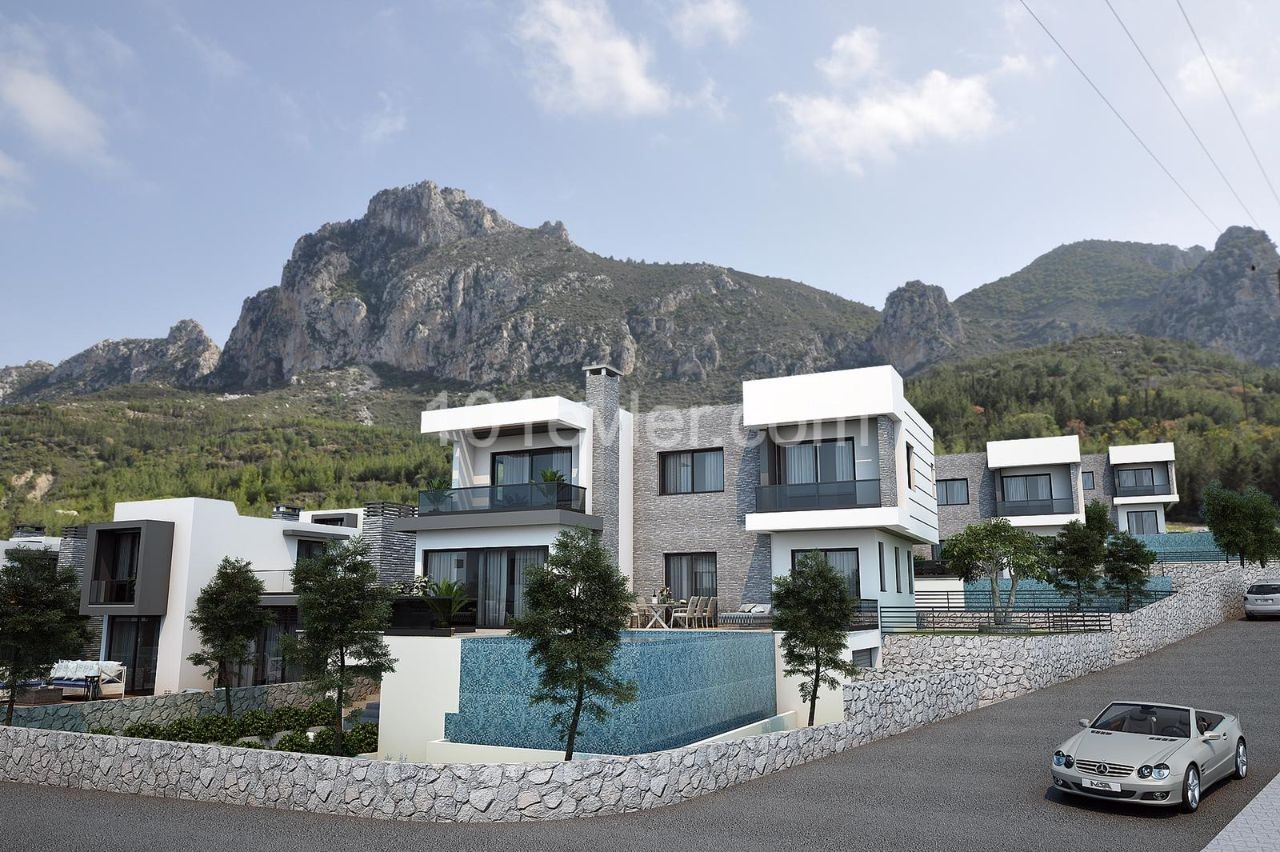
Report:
87,578,135,605
754,479,881,513
417,482,588,516
849,598,880,632
996,497,1075,517
1114,482,1174,498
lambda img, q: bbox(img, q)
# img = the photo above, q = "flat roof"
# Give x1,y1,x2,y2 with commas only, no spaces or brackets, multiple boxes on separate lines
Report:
742,365,905,429
987,434,1080,468
420,396,593,436
1109,443,1176,464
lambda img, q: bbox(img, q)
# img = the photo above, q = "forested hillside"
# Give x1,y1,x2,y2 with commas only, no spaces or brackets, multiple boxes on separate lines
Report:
908,335,1280,519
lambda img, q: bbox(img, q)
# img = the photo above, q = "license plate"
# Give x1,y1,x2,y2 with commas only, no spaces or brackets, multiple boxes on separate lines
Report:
1083,778,1120,792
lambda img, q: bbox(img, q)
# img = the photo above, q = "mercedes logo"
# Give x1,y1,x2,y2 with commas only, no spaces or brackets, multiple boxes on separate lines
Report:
1096,763,1110,776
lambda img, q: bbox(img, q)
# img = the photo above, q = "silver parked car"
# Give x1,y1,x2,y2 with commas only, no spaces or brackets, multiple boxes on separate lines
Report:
1245,579,1280,619
1050,702,1247,812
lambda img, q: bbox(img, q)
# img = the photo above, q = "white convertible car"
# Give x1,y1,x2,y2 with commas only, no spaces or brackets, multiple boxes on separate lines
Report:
1050,702,1247,812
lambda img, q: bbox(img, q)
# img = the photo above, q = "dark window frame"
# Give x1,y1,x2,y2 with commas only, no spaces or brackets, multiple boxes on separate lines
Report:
937,478,969,506
879,542,886,592
490,447,574,485
658,447,726,495
1116,467,1156,489
1126,510,1159,535
906,443,916,491
894,546,903,594
1001,472,1054,502
295,539,328,566
790,548,860,598
664,551,718,598
774,436,869,486
1082,471,1096,491
422,546,549,627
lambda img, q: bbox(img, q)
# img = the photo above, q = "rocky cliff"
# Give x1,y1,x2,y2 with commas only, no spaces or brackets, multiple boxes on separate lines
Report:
866,281,964,373
4,321,219,402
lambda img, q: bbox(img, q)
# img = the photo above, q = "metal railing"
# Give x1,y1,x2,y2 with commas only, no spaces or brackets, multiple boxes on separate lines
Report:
911,588,1173,613
1115,482,1174,498
995,497,1076,517
87,578,135,605
880,606,1113,634
849,598,879,631
754,479,881,513
417,482,587,515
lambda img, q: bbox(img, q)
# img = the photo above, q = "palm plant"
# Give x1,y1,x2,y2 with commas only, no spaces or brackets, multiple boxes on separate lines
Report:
422,476,453,513
424,578,470,630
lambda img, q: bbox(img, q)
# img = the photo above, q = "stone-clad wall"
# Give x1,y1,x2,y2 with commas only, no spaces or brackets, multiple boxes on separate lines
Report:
0,670,977,823
56,526,102,659
631,404,772,609
932,452,992,541
883,562,1265,705
875,416,898,508
587,369,621,569
12,678,379,733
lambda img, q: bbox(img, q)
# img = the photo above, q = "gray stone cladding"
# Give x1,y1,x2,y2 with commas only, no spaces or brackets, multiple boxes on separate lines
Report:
0,670,977,823
630,404,772,610
882,561,1265,705
586,368,621,569
12,678,379,733
875,415,897,508
362,502,416,585
932,452,993,540
1079,452,1111,509
1068,460,1082,512
56,526,102,659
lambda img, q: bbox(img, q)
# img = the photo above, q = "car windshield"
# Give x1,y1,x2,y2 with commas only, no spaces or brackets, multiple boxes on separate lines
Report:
1092,703,1191,737
1247,584,1280,595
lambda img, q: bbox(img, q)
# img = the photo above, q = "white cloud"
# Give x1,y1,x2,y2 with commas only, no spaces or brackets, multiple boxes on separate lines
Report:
0,65,112,168
361,92,408,146
670,0,749,47
515,0,672,116
817,26,880,85
774,30,1019,176
0,148,24,181
0,148,29,212
1176,53,1279,115
173,24,245,79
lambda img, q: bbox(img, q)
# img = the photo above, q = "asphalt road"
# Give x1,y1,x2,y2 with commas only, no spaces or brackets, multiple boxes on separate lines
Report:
3,618,1277,852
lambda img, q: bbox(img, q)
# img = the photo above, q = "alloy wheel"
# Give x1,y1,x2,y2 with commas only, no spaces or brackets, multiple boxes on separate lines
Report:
1187,767,1200,810
1236,742,1248,779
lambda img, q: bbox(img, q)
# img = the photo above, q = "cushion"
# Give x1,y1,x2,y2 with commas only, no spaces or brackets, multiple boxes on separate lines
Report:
738,604,755,613
749,604,770,614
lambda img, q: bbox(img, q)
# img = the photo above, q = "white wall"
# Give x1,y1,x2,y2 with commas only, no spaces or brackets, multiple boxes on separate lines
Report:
774,630,880,726
413,524,568,576
769,528,917,608
377,635,462,761
1118,503,1166,534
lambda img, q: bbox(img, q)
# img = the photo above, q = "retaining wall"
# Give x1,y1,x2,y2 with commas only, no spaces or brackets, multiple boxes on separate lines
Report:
0,669,976,823
11,678,379,733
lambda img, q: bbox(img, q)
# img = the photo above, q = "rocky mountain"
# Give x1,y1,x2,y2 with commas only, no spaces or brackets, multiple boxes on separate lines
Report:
3,320,219,403
865,281,964,373
211,181,880,403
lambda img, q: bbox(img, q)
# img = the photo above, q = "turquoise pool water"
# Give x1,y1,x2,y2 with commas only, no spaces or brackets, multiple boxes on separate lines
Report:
443,630,777,756
963,576,1173,610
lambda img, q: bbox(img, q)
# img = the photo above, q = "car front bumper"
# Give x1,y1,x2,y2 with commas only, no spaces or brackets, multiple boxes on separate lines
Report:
1050,766,1182,806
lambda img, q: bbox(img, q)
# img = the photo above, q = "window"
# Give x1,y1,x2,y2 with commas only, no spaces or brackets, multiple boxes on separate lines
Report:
907,553,914,593
937,479,969,506
776,437,876,485
106,615,161,693
90,528,141,604
1082,471,1095,491
906,443,915,490
792,548,859,598
1002,473,1052,502
425,550,472,592
423,547,546,627
295,539,328,565
1117,468,1155,488
851,647,875,668
659,449,724,494
894,547,903,593
492,447,572,485
878,542,886,592
665,553,717,599
1127,510,1159,535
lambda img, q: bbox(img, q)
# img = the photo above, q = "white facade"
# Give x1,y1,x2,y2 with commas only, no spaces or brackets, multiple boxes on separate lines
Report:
0,534,61,561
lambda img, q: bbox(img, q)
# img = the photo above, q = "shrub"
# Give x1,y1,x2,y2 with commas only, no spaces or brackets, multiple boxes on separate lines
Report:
343,723,378,756
87,725,114,736
273,730,315,754
304,699,338,729
269,706,309,733
308,726,336,755
122,722,165,740
235,709,273,739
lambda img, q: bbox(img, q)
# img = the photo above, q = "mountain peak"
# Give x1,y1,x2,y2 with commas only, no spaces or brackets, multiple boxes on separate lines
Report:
867,280,963,374
363,180,517,249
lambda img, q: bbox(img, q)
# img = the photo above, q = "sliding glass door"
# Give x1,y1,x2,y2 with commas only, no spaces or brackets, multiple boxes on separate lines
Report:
106,615,161,694
426,546,548,628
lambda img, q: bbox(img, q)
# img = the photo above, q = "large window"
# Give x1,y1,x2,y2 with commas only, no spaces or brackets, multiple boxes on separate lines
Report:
295,539,328,566
425,550,473,593
423,547,546,627
659,448,724,494
792,548,859,598
90,528,141,604
777,437,876,485
665,553,717,599
1127,510,1159,535
937,478,969,506
239,607,301,687
106,615,161,693
492,447,572,485
1082,471,1095,491
1002,473,1052,502
1117,468,1155,489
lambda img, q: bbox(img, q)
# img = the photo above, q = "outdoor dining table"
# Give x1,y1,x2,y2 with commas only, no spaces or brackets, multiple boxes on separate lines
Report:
640,601,687,628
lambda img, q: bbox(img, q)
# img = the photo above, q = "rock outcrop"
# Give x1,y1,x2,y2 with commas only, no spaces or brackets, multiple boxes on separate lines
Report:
0,361,53,404
866,281,964,374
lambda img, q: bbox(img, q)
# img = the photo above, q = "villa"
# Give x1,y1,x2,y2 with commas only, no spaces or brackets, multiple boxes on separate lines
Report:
0,524,62,560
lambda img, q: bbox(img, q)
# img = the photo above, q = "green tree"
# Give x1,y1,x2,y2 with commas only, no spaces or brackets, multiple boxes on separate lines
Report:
943,519,1047,623
1203,483,1280,568
772,551,859,727
1104,532,1156,610
1050,501,1113,608
0,548,89,726
187,557,273,718
509,527,636,760
282,538,396,756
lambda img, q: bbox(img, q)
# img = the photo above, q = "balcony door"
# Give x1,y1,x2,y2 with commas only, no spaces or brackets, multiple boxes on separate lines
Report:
492,448,572,485
90,528,141,605
427,547,548,628
106,615,161,694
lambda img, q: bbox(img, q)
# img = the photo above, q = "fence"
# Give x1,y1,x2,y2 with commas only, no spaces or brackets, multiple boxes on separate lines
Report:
880,606,1113,634
915,588,1174,613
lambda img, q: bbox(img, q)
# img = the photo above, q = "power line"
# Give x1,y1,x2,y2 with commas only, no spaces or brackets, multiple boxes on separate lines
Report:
1104,0,1259,228
1176,0,1280,213
1018,0,1220,232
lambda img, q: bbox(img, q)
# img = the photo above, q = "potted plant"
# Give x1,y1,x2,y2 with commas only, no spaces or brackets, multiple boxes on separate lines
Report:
532,468,566,508
421,476,453,514
425,578,473,636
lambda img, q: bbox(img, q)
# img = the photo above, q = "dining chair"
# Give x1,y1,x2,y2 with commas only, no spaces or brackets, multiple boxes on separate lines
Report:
672,596,700,629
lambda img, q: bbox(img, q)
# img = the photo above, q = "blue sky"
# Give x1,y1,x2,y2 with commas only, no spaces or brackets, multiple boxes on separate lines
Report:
2,0,1279,365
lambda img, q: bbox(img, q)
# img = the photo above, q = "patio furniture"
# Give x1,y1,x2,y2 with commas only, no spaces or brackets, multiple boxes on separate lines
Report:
706,596,719,628
642,601,672,629
49,661,126,700
718,603,772,629
671,596,703,628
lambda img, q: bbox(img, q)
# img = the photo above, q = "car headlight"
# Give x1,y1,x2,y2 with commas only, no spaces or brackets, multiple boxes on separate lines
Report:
1137,765,1153,779
1153,763,1170,780
1053,750,1066,767
1064,755,1074,769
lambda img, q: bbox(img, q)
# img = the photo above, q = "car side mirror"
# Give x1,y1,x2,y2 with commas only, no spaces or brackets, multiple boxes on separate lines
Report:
1201,732,1225,742
1078,718,1090,729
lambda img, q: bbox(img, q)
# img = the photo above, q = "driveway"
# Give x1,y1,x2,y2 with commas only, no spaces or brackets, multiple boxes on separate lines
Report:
2,618,1275,851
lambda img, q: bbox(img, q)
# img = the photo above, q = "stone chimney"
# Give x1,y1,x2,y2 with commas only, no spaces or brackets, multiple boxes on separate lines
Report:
584,364,622,569
57,526,102,659
362,502,416,586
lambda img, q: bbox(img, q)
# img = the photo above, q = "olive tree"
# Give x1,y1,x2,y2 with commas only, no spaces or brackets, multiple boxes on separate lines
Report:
944,519,1047,623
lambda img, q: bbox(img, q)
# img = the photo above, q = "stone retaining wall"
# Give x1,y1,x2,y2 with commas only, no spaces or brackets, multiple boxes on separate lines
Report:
11,678,379,733
882,563,1264,705
0,670,976,823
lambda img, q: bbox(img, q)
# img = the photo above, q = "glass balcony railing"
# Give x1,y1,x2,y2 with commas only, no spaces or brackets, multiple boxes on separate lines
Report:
1114,482,1173,498
754,479,881,513
996,497,1076,517
417,482,588,515
88,578,136,605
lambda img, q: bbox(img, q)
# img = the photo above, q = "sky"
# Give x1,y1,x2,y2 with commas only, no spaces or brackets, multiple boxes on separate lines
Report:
1,0,1279,366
